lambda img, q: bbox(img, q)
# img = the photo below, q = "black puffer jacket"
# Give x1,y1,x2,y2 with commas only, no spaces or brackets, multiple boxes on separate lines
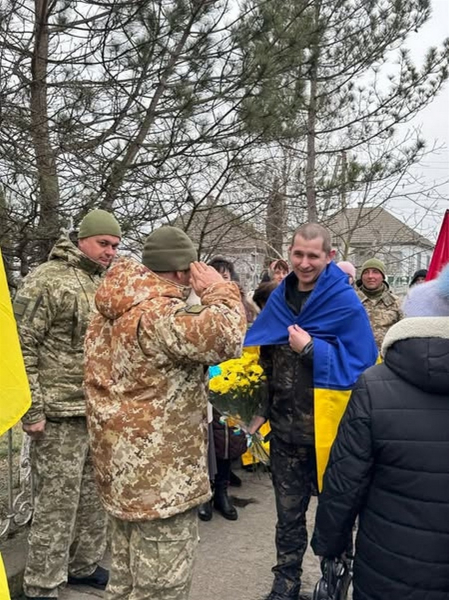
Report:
311,317,449,600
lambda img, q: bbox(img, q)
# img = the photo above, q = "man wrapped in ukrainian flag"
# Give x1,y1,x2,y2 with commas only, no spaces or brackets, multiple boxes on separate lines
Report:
245,223,378,600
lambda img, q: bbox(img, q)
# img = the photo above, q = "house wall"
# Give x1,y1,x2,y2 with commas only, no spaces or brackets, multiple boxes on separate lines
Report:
205,242,432,296
337,244,431,276
199,248,266,292
230,251,266,291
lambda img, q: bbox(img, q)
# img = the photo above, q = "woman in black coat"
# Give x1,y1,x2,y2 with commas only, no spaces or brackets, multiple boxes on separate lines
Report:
311,265,449,600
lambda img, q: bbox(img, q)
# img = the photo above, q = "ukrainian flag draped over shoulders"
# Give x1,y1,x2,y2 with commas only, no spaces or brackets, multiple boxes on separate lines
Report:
0,249,31,436
245,261,378,490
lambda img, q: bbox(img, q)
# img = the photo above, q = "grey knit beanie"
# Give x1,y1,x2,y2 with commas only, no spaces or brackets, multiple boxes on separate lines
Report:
142,226,198,272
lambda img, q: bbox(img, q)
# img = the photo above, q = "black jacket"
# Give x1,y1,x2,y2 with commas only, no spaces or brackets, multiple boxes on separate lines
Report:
311,317,449,600
259,275,314,446
260,343,314,445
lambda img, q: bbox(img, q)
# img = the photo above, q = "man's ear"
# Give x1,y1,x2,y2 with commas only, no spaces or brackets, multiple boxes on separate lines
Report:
328,249,336,262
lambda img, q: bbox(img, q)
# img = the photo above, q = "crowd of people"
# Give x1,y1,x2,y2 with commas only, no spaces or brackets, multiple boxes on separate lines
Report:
12,209,449,600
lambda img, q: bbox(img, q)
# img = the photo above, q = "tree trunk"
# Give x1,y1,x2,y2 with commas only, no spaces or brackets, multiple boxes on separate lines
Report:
340,150,348,210
305,0,321,223
266,177,285,261
31,0,60,261
0,189,15,290
305,75,318,222
101,3,208,211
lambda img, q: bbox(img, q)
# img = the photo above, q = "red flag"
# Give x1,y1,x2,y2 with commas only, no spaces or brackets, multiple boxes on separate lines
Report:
426,210,449,281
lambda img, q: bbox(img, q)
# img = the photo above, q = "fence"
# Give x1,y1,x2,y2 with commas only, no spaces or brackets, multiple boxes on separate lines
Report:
0,428,33,540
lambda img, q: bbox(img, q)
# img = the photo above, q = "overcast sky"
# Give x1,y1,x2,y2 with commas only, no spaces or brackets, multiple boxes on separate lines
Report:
389,0,449,239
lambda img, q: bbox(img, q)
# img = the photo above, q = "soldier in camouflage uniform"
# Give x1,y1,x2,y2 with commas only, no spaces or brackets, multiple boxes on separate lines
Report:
84,226,247,600
356,258,403,350
15,210,122,599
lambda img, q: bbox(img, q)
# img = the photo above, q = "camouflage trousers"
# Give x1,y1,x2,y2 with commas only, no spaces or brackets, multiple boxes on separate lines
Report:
23,418,108,598
270,437,318,600
106,509,198,600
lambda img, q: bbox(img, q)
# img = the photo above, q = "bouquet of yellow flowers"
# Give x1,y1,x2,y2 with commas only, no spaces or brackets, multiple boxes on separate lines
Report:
209,346,269,464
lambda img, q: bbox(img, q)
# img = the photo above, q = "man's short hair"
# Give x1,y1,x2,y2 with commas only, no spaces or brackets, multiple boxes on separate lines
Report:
290,223,332,254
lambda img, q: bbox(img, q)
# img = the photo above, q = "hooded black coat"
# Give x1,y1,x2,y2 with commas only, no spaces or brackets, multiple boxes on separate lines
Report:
311,317,449,600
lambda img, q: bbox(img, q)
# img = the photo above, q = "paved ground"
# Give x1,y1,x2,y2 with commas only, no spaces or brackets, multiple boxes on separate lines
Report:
57,469,322,600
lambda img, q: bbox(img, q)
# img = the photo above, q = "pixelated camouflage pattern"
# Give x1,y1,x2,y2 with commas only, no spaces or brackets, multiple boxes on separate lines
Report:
13,235,105,424
106,509,198,600
357,286,403,350
23,418,108,597
84,257,247,522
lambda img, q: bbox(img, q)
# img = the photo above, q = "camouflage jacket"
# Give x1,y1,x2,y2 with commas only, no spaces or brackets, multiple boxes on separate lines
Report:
357,285,403,350
14,236,105,424
84,257,246,521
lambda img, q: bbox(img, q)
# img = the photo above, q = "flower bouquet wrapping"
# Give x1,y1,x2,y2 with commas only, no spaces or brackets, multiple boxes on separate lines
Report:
209,346,270,465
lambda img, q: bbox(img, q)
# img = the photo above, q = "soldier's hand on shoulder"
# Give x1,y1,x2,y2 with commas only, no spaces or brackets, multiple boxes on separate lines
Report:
190,262,225,297
22,419,46,439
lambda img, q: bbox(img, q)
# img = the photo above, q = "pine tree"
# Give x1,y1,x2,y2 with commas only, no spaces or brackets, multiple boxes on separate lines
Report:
236,0,449,224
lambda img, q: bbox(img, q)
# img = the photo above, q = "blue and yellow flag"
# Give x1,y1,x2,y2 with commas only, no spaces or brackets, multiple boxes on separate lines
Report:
0,249,31,437
245,262,378,489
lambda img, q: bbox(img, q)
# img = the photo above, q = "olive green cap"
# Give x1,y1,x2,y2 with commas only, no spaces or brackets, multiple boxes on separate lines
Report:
142,226,197,272
361,258,386,279
78,209,122,240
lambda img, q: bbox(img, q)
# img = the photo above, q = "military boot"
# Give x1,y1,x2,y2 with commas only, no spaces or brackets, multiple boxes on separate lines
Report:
213,483,238,520
214,458,238,520
67,565,109,590
198,500,213,521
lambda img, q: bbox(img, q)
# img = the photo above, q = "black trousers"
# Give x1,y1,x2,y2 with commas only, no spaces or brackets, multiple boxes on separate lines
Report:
270,436,318,599
214,457,231,487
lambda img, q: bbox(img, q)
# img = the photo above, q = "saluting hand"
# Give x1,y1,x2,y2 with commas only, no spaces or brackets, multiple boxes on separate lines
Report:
288,324,311,353
190,262,225,298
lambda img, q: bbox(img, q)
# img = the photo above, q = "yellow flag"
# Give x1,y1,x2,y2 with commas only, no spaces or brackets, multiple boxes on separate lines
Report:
0,249,31,437
0,554,11,600
314,388,352,491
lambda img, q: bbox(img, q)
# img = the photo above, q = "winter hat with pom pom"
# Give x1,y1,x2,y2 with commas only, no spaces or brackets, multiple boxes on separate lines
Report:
402,263,449,317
